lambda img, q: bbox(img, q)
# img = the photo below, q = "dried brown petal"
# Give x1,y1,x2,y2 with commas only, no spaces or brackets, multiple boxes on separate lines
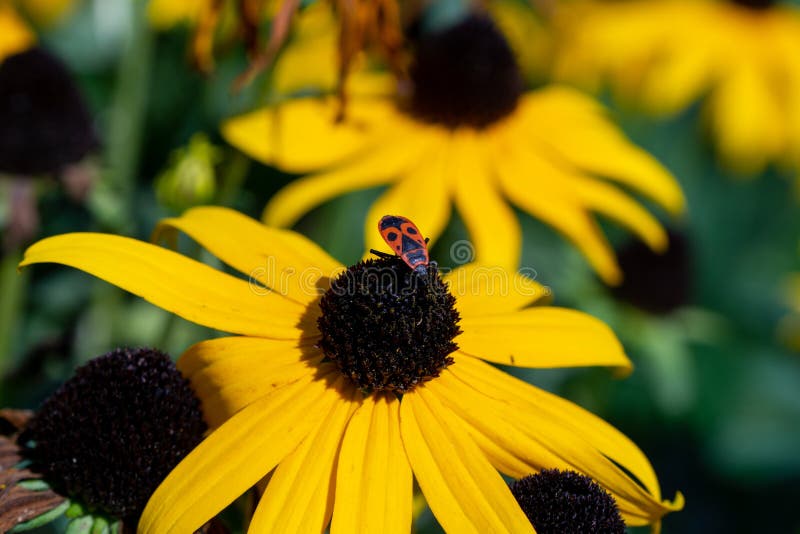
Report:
0,436,25,470
0,409,34,434
0,483,65,532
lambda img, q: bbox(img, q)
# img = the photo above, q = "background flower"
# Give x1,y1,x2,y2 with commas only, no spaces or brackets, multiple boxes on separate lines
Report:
553,0,800,176
224,14,684,285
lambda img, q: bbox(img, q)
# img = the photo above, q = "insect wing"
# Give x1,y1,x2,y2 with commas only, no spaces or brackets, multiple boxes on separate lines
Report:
378,215,430,271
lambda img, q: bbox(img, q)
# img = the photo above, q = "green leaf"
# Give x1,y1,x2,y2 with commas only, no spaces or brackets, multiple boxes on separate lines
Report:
65,515,94,534
65,501,88,518
91,516,110,534
17,479,50,491
9,500,71,532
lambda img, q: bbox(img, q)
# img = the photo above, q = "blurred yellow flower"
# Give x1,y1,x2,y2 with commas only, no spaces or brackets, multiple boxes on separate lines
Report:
0,2,35,63
20,206,683,532
553,0,800,176
17,0,75,27
146,0,208,29
224,14,684,284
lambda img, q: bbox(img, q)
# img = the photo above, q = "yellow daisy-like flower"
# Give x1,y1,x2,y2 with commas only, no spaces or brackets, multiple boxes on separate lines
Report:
223,13,684,285
553,0,800,175
20,206,683,532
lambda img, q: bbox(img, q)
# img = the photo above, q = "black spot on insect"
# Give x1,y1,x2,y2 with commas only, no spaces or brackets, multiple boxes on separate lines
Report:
406,227,418,235
387,231,399,241
379,216,406,230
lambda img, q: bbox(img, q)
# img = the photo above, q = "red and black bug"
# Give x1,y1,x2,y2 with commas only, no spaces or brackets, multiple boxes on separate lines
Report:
371,215,430,275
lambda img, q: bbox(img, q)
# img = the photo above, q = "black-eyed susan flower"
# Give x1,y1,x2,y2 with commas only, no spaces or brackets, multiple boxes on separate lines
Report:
20,206,683,532
553,0,800,176
0,46,98,249
2,348,206,531
223,13,684,285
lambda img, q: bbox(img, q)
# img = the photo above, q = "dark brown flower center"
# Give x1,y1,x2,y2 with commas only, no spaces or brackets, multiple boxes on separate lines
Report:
612,230,692,315
317,256,461,393
0,48,98,176
511,469,626,534
406,14,523,129
730,0,775,9
21,348,206,523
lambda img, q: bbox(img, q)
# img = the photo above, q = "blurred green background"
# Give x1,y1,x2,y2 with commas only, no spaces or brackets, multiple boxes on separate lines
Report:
1,0,799,532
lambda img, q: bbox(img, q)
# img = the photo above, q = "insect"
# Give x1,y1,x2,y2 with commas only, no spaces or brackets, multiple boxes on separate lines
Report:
371,215,431,275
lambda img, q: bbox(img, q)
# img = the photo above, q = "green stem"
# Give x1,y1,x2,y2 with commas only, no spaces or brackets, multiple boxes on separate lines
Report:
90,0,153,234
0,250,27,402
82,1,153,357
216,152,251,207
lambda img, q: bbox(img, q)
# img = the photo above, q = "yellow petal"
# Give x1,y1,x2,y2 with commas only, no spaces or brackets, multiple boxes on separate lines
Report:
178,337,324,428
458,307,631,370
364,136,452,257
443,263,549,317
496,147,622,284
494,125,669,273
0,3,35,62
271,2,338,94
709,62,784,175
399,388,534,534
147,0,204,29
20,233,311,338
564,173,668,253
330,393,412,534
262,119,435,228
638,33,715,116
444,355,684,525
519,88,685,215
222,98,397,173
451,131,521,270
139,368,338,534
250,378,359,533
153,206,342,307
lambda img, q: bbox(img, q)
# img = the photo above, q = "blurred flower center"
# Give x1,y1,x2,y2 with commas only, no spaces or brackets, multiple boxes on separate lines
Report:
317,255,461,393
612,230,692,315
406,13,523,129
730,0,775,9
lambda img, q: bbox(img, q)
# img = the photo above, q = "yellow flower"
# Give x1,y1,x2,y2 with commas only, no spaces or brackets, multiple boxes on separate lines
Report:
223,14,684,285
16,0,76,27
146,0,208,29
0,2,35,63
553,0,800,175
21,206,683,532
